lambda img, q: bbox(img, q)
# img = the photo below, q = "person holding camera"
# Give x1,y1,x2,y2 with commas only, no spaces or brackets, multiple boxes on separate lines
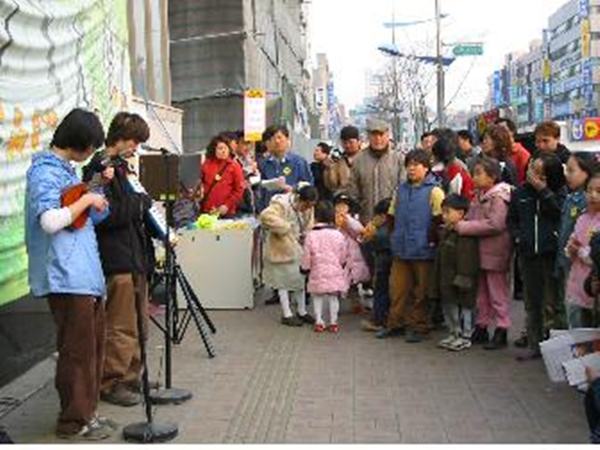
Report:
323,125,362,195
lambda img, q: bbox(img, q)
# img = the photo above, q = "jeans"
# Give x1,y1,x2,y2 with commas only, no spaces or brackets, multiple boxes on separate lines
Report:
568,302,595,328
585,379,600,443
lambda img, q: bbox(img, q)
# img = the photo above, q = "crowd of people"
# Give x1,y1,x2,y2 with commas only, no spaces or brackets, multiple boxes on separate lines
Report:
24,106,600,441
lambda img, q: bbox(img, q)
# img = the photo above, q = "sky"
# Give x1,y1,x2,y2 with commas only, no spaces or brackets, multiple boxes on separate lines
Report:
309,0,568,113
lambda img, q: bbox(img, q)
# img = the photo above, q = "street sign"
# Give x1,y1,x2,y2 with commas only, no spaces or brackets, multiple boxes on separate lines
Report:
244,89,266,142
453,44,483,56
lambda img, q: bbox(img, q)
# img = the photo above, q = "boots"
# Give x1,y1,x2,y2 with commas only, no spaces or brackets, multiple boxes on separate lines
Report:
484,328,508,350
471,326,489,345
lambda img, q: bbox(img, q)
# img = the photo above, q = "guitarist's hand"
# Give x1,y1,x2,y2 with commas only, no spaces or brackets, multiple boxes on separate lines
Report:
86,193,108,212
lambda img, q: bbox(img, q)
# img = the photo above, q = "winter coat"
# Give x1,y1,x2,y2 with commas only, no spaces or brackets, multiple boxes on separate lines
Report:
455,182,513,272
82,152,155,276
533,144,571,165
260,192,314,264
507,183,567,258
323,154,355,194
310,161,332,201
567,212,600,309
301,224,350,295
258,152,313,211
510,142,531,186
391,175,442,260
556,190,587,274
200,157,245,216
260,193,314,291
444,159,475,200
429,228,479,308
26,151,108,297
338,214,371,284
348,146,406,223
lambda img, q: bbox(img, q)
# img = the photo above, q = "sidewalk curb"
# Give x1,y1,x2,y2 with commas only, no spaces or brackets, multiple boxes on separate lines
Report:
0,354,56,420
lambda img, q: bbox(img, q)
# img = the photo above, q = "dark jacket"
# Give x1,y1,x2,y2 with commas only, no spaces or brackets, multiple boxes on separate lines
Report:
533,143,571,165
507,183,567,258
83,152,155,276
429,228,479,308
310,161,332,202
258,152,313,211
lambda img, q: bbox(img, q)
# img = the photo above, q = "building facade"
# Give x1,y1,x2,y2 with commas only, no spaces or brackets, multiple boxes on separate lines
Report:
169,0,317,152
486,0,600,130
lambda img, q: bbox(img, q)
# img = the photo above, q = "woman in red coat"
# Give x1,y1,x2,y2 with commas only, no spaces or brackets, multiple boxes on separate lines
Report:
200,134,245,217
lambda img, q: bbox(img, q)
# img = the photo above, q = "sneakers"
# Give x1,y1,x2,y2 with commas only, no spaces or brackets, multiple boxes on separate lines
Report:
447,337,472,352
57,417,113,441
375,327,405,339
328,324,339,333
438,334,457,349
361,319,383,332
296,313,316,324
93,414,119,430
281,316,303,327
314,323,326,333
100,384,141,407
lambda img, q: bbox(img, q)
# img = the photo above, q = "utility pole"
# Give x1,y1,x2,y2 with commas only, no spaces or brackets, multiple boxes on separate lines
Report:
391,1,400,143
435,0,445,127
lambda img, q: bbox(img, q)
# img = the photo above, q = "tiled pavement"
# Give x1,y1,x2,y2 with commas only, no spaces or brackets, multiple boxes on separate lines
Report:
0,293,589,443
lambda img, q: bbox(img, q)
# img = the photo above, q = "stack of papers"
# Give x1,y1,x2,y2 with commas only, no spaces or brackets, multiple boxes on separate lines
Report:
540,328,600,388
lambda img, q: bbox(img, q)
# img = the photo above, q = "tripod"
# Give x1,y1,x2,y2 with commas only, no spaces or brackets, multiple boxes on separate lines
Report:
148,149,216,405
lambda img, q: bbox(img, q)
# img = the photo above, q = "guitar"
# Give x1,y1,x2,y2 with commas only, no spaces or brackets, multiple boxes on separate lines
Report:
60,154,121,229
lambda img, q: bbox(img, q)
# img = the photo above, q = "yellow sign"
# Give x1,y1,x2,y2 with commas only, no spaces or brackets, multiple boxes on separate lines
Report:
543,59,551,81
582,19,591,58
244,89,266,142
585,119,600,140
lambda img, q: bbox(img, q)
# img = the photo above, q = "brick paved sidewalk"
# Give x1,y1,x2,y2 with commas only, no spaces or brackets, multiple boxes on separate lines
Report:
0,294,589,443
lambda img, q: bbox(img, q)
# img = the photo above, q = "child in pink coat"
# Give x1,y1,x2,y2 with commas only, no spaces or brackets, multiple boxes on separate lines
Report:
334,193,371,313
566,173,600,327
455,157,513,350
301,201,350,333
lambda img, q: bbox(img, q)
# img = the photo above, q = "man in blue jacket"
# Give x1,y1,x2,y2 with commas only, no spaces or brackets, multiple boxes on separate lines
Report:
258,125,313,211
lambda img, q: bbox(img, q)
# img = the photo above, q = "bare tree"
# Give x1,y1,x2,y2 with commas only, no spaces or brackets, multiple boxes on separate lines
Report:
369,49,435,148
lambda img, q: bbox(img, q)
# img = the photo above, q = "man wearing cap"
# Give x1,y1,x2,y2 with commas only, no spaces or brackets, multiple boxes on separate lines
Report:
348,118,406,224
323,125,362,194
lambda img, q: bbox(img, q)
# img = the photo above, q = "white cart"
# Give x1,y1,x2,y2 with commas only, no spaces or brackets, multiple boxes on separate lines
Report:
175,227,255,310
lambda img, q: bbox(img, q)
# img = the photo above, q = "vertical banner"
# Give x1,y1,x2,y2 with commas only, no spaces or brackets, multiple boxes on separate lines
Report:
244,89,266,142
0,0,131,306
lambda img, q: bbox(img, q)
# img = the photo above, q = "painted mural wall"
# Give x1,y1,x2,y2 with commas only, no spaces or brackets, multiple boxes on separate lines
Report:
0,0,132,305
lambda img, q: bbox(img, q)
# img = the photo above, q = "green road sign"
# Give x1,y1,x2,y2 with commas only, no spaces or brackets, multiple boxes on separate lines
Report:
453,45,483,56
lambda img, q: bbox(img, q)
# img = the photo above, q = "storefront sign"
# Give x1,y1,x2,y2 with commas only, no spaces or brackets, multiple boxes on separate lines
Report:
243,89,266,142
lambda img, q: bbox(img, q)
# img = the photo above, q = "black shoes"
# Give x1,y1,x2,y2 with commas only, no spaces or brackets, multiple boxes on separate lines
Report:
483,328,508,350
471,326,490,345
297,313,315,325
514,331,528,348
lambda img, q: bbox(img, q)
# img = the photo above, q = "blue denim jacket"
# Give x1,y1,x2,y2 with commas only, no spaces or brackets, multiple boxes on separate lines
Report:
556,189,587,274
25,151,108,298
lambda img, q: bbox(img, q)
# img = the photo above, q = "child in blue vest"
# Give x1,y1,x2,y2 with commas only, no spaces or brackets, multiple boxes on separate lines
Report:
376,149,445,343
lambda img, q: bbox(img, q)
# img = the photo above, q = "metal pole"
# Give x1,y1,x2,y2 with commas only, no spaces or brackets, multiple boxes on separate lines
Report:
435,0,444,127
392,1,400,143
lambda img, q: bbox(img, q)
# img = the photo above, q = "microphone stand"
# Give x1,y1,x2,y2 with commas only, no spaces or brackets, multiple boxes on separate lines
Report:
147,148,193,405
